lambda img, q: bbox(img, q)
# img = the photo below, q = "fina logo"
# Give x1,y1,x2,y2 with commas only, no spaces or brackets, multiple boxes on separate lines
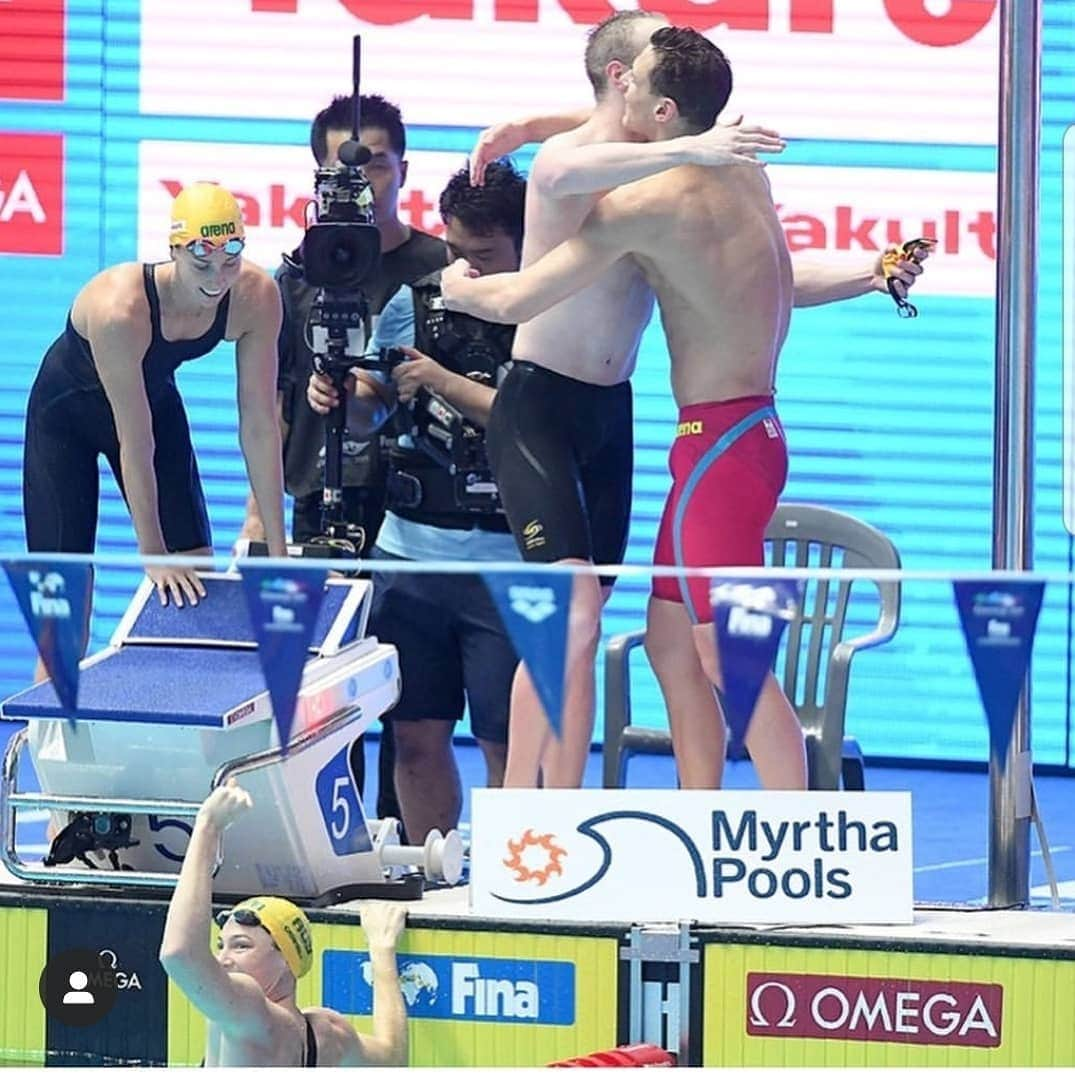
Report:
28,570,71,619
508,584,557,624
727,604,773,639
494,813,706,906
973,589,1020,615
262,576,302,597
336,952,575,1024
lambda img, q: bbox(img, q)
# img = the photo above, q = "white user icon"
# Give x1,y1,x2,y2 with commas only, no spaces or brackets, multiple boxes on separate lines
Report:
62,970,95,1006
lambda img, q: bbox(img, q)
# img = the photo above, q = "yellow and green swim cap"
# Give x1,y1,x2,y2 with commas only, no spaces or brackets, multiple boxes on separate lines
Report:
169,182,246,248
223,896,314,980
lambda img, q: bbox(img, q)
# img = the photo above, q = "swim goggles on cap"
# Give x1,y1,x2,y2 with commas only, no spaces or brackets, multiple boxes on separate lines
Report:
881,237,936,318
185,236,246,257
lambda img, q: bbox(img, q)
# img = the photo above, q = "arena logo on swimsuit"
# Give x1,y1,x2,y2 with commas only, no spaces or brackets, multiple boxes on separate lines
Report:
249,0,995,47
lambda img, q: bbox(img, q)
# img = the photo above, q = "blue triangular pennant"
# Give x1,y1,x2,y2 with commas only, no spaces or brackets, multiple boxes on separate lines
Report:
712,578,802,754
483,571,572,737
240,565,327,750
3,561,92,715
953,580,1044,766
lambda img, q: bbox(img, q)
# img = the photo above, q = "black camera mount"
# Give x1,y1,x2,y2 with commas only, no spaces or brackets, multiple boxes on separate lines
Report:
303,34,382,557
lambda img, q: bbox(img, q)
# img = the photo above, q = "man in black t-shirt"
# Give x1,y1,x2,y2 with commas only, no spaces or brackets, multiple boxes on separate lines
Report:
238,93,445,826
238,92,447,550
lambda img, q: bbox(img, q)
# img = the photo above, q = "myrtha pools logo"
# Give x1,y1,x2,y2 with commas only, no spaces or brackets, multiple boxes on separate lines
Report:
491,808,903,907
503,830,568,885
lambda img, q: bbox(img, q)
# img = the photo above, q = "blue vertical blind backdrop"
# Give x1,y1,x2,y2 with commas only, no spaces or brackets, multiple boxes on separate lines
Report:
0,1,1072,766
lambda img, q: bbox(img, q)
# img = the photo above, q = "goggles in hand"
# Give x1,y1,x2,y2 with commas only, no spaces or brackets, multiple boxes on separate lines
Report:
185,236,245,258
882,237,936,318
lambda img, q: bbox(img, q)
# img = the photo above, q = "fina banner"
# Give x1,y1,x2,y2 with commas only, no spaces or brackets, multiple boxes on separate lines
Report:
483,571,572,737
953,580,1045,764
3,561,91,714
712,579,802,751
471,789,913,925
240,565,327,749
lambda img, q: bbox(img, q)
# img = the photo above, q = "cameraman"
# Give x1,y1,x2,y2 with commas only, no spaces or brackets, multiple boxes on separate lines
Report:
307,160,526,844
239,92,446,826
239,92,447,550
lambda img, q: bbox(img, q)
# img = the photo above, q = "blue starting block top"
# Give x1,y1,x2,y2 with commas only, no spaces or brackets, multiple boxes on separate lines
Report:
4,647,267,726
115,574,364,652
2,573,374,727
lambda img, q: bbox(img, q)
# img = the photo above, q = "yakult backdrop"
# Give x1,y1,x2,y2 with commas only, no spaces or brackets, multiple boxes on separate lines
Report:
0,0,1073,766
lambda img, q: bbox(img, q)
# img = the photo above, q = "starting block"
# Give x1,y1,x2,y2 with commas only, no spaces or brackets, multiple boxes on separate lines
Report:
0,572,463,900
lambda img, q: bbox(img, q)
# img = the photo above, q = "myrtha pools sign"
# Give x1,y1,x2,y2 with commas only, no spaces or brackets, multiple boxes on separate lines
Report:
471,791,913,925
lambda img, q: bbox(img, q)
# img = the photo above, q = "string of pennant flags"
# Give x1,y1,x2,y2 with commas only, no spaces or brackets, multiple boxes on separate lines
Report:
1,559,1044,767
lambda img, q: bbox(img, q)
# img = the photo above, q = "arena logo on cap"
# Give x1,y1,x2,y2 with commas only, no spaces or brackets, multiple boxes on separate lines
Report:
0,134,63,255
746,972,1002,1048
201,221,238,238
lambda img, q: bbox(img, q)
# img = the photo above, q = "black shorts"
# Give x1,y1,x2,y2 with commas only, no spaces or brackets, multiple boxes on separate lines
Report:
24,346,211,553
486,360,633,582
370,548,517,743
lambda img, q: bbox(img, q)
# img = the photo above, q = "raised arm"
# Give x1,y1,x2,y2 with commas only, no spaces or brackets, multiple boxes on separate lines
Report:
470,108,592,185
339,902,409,1067
159,782,275,1036
533,119,784,199
440,189,650,324
234,269,288,557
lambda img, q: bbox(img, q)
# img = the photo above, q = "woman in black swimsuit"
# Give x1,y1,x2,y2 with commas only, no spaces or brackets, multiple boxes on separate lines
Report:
23,182,287,613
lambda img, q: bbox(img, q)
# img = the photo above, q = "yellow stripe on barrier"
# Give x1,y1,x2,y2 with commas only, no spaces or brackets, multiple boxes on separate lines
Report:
0,905,48,1067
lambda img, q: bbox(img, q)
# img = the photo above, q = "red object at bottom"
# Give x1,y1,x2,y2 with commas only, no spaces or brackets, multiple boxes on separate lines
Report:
548,1044,676,1067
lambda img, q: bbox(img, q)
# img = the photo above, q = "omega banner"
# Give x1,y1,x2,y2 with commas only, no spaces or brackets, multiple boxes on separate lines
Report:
470,790,913,925
701,940,1075,1064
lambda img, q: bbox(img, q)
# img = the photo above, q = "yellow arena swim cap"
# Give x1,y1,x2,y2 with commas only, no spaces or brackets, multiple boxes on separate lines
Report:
224,896,314,980
169,182,246,248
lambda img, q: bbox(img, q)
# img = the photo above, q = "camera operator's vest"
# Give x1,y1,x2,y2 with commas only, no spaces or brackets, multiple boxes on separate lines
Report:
386,271,515,531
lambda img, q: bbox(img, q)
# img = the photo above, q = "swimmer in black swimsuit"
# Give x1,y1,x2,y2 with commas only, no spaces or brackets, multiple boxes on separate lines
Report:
22,182,287,625
161,780,410,1068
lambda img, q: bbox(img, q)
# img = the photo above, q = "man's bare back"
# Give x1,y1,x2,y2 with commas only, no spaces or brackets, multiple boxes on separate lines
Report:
624,163,791,405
